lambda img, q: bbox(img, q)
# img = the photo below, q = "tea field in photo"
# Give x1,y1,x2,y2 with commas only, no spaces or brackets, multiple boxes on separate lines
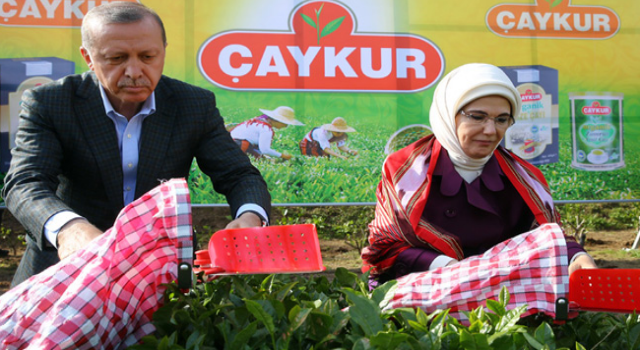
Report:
189,116,394,204
540,123,640,201
188,116,640,204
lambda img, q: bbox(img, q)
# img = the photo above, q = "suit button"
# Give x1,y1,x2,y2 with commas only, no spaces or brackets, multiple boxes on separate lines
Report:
445,209,456,218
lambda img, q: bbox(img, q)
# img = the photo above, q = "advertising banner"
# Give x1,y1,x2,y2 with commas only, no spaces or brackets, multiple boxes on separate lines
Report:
0,0,638,204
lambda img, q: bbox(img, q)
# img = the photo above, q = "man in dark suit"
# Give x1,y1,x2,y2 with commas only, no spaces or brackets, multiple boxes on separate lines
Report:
2,2,271,287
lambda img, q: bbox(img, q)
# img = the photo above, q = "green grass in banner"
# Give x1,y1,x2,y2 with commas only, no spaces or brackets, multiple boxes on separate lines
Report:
187,88,404,204
188,113,394,204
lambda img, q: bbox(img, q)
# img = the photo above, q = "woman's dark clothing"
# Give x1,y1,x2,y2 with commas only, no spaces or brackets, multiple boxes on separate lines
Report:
382,148,585,284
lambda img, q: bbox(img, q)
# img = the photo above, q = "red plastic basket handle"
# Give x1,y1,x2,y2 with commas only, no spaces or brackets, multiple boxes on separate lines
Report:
195,224,325,275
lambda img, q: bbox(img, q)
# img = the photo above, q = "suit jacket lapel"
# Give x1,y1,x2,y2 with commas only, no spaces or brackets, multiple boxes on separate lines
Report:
74,72,125,209
136,77,176,197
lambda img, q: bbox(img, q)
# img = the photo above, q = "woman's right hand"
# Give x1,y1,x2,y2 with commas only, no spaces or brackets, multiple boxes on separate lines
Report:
569,253,598,275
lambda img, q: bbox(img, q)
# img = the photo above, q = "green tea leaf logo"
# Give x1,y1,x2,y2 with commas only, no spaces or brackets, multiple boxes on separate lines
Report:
321,16,345,38
301,3,345,44
300,13,317,28
545,0,564,8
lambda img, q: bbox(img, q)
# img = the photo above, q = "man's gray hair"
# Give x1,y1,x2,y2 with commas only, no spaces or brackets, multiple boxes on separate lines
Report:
81,2,167,50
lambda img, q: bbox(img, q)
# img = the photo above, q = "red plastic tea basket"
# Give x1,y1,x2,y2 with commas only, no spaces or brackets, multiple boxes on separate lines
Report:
568,268,640,314
194,224,325,275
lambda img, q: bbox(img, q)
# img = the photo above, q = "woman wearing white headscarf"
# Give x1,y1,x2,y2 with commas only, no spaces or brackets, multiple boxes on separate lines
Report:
362,63,596,288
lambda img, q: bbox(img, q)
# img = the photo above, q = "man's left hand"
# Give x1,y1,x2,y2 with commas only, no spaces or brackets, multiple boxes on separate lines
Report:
226,212,264,229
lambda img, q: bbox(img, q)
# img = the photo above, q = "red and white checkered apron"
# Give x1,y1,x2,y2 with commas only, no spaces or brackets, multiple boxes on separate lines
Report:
0,178,193,350
386,223,569,322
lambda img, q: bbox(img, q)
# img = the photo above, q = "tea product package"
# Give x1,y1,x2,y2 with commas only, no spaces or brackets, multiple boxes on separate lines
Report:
0,57,75,172
569,92,624,171
499,65,559,165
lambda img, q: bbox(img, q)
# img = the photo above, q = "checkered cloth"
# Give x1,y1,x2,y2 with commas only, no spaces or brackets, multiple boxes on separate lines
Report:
0,178,193,350
385,223,569,322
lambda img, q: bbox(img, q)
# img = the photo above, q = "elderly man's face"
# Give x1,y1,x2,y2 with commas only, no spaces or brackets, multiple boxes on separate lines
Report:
81,15,165,117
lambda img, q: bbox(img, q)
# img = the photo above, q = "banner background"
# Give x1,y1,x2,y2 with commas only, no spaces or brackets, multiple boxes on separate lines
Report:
1,0,638,204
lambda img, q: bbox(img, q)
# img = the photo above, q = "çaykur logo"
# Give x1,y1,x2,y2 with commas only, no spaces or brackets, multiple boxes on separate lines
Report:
0,0,139,27
521,90,543,102
486,0,620,40
197,1,445,93
583,102,611,115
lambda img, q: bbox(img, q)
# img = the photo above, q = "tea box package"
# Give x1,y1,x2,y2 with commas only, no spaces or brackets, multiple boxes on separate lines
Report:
499,65,559,165
569,92,624,171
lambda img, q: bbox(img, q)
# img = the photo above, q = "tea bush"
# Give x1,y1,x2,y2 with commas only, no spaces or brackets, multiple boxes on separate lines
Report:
270,203,637,245
187,203,637,252
0,225,24,256
556,202,640,243
131,270,640,350
272,206,374,240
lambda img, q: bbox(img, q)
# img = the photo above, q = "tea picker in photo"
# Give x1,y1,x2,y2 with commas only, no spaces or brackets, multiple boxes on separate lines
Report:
299,117,358,160
230,106,304,160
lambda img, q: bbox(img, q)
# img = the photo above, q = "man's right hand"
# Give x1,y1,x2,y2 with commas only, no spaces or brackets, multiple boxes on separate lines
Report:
57,218,103,260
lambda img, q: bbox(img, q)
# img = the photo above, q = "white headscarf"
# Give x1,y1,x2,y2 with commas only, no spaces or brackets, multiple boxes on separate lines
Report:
429,63,521,182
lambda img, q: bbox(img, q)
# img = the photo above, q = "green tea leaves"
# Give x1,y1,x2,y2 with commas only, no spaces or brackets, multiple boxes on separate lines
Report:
136,274,640,349
545,0,564,9
301,3,343,44
300,13,317,28
320,16,345,38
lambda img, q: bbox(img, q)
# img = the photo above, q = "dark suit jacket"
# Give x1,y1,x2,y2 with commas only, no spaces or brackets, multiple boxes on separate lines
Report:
3,72,271,253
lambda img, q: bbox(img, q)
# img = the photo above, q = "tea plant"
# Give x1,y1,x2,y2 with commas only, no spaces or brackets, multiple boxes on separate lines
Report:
130,270,640,350
0,225,24,256
557,204,593,245
272,206,374,241
344,229,368,253
554,202,640,247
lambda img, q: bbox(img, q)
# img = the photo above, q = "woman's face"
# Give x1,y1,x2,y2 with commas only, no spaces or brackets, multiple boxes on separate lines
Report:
455,95,512,159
